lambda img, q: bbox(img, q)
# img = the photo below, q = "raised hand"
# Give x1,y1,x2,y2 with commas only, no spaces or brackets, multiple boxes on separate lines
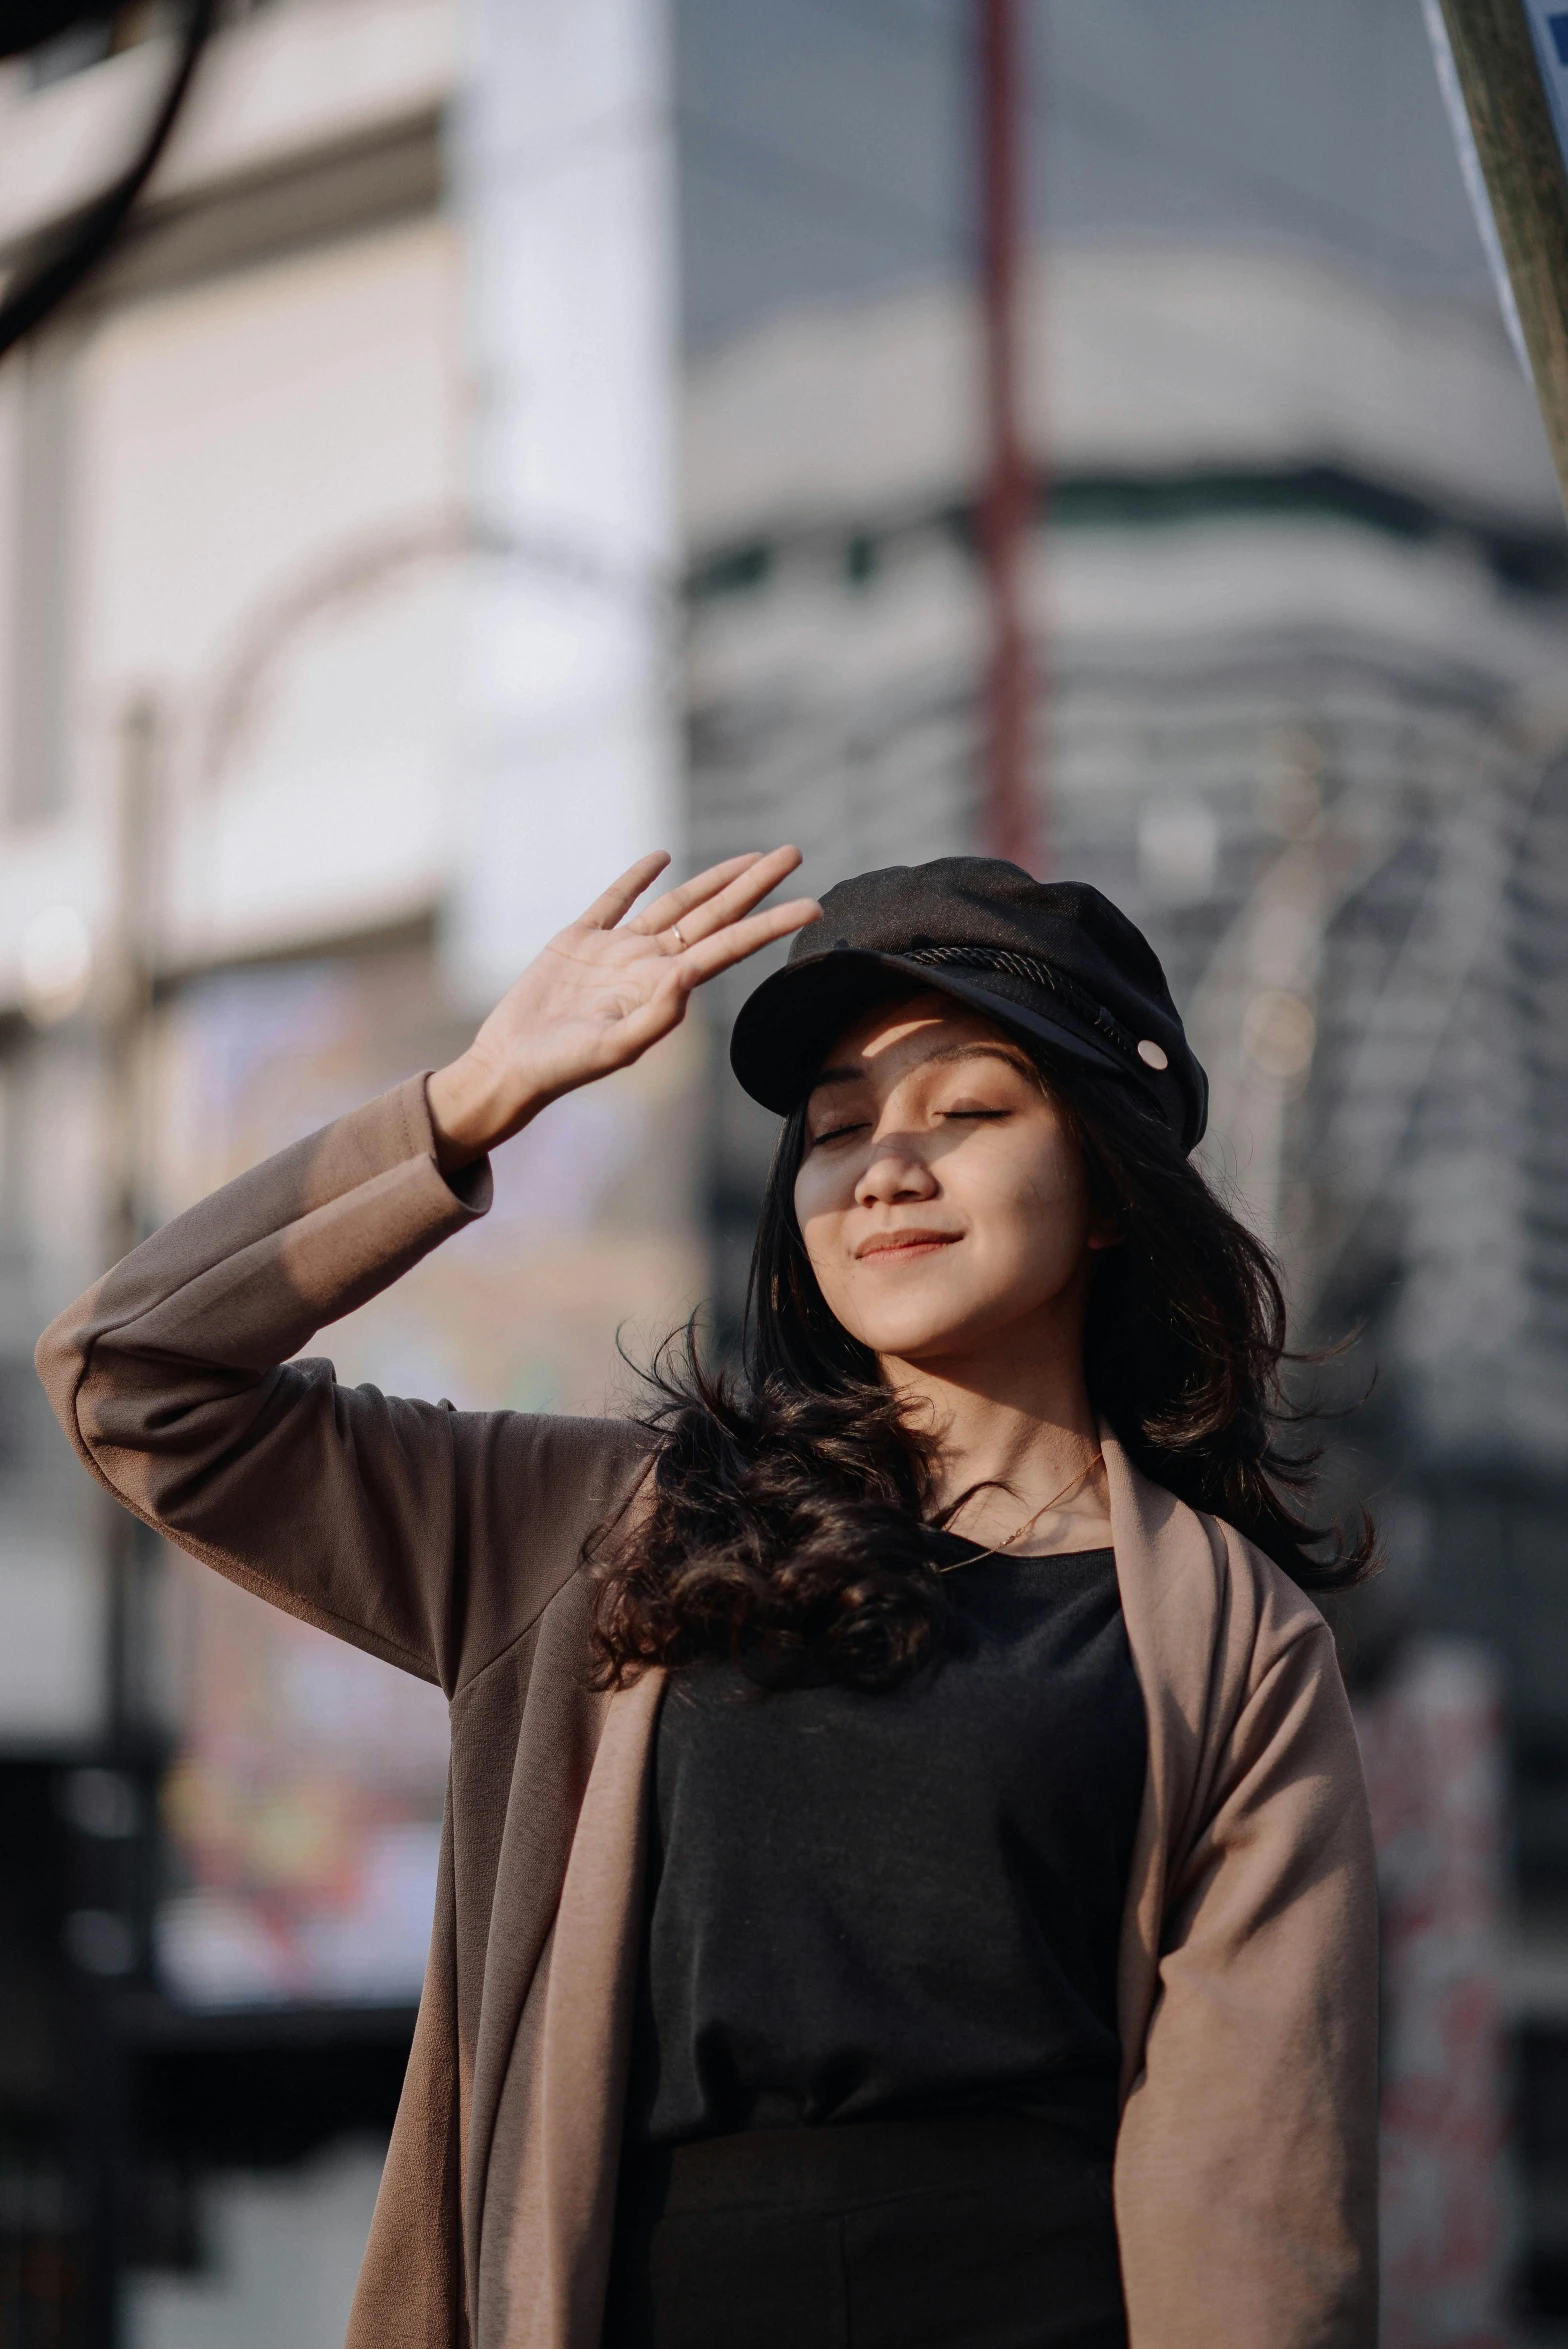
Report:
426,848,819,1167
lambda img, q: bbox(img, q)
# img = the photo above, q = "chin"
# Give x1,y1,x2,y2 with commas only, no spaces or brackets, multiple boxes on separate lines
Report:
852,1327,945,1363
849,1310,992,1363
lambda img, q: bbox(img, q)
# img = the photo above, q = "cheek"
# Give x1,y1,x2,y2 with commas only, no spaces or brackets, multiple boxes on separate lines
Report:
792,1159,851,1268
792,1170,877,1328
962,1138,1093,1274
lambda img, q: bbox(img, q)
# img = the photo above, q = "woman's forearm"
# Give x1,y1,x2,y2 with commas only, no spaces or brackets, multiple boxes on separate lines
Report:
426,1048,541,1172
33,1077,490,1674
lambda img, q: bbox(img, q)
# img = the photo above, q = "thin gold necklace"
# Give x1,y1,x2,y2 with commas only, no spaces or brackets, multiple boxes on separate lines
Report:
934,1450,1105,1572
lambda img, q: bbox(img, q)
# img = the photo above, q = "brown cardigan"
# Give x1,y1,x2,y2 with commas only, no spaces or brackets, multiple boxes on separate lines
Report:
37,1075,1379,2348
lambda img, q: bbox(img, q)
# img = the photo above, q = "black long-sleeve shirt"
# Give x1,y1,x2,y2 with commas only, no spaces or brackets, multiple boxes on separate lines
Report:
627,1539,1146,2156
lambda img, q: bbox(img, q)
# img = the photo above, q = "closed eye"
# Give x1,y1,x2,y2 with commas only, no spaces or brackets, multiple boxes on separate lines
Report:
808,1120,870,1148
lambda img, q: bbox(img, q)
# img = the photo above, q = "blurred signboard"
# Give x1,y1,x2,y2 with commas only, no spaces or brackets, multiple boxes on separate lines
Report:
148,949,698,2007
1355,1643,1511,2349
157,1575,450,2008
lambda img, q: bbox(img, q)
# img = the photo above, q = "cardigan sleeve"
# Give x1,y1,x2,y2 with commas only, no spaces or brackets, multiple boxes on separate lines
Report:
34,1075,648,1696
1113,1613,1380,2349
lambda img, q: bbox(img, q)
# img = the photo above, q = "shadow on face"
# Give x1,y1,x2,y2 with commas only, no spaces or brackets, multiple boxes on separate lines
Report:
791,992,1118,1371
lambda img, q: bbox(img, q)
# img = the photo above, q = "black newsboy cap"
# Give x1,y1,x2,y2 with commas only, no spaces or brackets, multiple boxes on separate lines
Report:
729,856,1208,1152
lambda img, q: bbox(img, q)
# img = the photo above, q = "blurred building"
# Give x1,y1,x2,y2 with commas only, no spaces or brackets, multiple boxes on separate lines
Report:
4,0,1568,2344
0,0,685,2340
677,5,1568,2340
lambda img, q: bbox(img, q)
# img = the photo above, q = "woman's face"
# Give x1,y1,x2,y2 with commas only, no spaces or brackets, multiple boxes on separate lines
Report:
792,993,1113,1371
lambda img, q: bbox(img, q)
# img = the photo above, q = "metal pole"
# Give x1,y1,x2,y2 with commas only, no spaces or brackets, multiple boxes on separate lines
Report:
74,692,165,2349
976,0,1038,870
102,695,161,1746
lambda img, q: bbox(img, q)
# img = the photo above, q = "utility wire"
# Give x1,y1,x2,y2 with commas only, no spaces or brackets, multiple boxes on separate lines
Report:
678,105,961,254
0,0,218,361
765,0,1479,284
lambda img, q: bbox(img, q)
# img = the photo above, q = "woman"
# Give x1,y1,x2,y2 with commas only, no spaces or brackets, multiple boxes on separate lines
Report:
38,846,1379,2349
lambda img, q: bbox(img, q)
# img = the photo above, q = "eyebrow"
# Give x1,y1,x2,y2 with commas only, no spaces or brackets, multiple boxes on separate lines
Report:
808,1042,1037,1094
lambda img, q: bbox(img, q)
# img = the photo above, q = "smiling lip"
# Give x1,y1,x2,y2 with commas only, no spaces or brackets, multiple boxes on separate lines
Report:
854,1230,960,1261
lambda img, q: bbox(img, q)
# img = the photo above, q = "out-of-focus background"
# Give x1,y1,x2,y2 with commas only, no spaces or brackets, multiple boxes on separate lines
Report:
0,0,1564,2342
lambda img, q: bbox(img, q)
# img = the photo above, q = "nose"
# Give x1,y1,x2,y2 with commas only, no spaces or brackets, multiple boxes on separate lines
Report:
854,1129,939,1209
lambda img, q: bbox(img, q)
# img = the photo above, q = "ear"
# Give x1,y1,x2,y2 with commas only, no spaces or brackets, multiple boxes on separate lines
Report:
1086,1210,1124,1253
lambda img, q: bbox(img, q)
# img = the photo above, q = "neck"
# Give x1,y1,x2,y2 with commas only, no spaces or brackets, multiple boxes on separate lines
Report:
879,1307,1107,1550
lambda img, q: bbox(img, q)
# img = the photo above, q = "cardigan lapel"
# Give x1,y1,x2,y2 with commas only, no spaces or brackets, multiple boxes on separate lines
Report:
1100,1430,1224,2102
462,1580,614,2320
497,1662,667,2349
463,1473,659,2331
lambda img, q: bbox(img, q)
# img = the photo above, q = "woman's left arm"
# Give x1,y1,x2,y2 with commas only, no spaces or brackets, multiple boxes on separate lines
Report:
1114,1615,1379,2349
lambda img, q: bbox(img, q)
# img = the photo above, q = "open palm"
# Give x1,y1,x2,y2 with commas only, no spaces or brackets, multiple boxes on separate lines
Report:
428,848,818,1163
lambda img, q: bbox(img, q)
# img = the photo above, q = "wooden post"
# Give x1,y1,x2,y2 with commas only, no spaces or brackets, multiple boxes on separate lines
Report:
1437,0,1568,516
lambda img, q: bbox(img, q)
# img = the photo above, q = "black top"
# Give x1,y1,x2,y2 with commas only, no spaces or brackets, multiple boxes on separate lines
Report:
627,1541,1146,2158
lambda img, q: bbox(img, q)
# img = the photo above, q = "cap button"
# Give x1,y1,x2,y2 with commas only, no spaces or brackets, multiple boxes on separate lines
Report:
1137,1039,1169,1071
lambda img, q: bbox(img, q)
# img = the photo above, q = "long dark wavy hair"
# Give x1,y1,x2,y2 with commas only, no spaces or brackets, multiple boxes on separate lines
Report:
588,1026,1376,1694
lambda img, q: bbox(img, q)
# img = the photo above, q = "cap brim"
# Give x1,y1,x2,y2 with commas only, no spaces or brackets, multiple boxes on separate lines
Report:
729,949,1133,1116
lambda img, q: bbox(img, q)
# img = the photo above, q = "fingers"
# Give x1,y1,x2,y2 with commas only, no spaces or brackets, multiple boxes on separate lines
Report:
647,846,807,952
673,896,820,988
628,850,767,937
627,845,803,941
579,851,672,931
578,845,806,949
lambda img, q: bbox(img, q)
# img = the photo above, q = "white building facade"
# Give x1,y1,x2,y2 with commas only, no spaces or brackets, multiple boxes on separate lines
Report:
0,4,685,2339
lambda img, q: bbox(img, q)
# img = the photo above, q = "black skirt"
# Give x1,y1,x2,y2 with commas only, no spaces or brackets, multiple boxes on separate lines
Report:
602,2114,1128,2349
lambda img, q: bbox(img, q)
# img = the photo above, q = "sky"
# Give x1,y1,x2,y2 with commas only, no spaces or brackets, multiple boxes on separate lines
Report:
675,0,1494,348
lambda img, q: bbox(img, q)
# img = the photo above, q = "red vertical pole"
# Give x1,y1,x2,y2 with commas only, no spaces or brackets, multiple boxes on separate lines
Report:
976,0,1039,871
